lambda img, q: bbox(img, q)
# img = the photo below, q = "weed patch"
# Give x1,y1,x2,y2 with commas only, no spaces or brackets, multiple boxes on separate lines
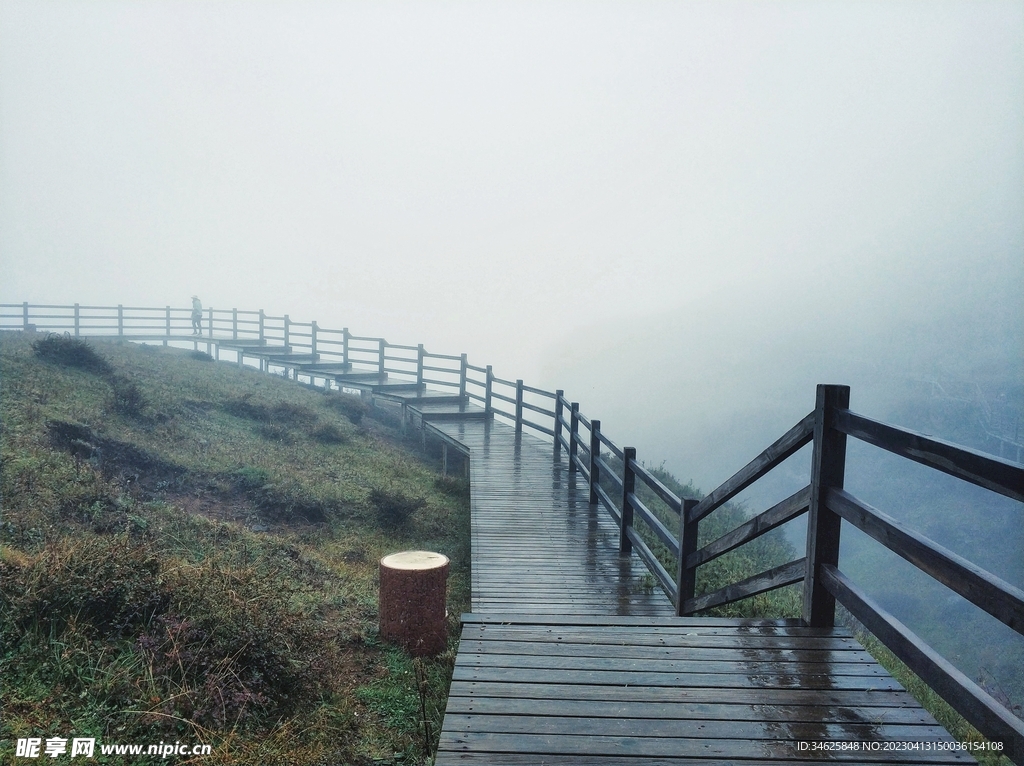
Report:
109,373,148,418
31,334,112,376
231,466,271,490
2,535,166,641
370,488,426,530
433,475,469,498
311,422,347,444
323,391,369,424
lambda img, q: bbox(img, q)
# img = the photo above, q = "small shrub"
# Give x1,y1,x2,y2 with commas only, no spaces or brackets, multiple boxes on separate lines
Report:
257,424,295,444
269,402,318,428
223,394,270,421
188,350,214,362
31,334,112,376
138,561,341,728
110,374,147,418
2,535,166,640
369,488,425,529
231,466,271,490
433,475,469,498
223,396,318,428
323,392,369,425
311,422,347,445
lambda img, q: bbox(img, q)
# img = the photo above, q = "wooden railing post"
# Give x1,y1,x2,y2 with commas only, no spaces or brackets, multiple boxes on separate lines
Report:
619,447,636,553
311,320,318,358
74,304,80,337
259,310,265,343
232,308,238,340
568,402,580,473
378,339,385,376
803,384,851,628
676,498,700,616
164,306,171,345
485,365,493,414
417,344,424,387
460,354,468,400
343,328,349,366
553,391,564,461
117,304,124,336
283,314,290,348
515,380,524,433
206,307,213,338
22,302,29,330
589,420,601,504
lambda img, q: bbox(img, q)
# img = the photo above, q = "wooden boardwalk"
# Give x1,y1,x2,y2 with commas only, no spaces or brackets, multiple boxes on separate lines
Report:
426,417,975,765
430,419,673,616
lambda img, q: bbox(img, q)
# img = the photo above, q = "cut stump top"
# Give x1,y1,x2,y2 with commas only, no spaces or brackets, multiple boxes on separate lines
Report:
380,550,450,571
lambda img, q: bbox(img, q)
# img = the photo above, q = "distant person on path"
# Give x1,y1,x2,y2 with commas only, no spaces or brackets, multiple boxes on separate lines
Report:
191,295,202,335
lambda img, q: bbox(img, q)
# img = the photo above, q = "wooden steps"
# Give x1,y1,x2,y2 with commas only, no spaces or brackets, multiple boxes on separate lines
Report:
411,401,488,421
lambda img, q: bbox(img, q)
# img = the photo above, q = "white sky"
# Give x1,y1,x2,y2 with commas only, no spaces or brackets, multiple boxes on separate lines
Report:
2,0,1022,486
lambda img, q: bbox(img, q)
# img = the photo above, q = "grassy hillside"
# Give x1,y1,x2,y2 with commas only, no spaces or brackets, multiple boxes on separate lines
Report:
0,331,470,765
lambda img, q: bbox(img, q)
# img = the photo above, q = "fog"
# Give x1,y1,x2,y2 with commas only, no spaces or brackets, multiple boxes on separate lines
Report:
2,1,1022,489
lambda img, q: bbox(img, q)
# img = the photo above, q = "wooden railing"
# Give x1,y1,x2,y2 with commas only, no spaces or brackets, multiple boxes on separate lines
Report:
3,302,1022,760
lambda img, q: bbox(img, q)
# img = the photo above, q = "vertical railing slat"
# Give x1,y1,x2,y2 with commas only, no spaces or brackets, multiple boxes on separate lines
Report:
676,498,700,615
589,420,601,504
460,353,468,400
485,365,493,414
569,402,580,473
515,379,524,433
553,391,564,461
803,384,851,628
619,447,636,554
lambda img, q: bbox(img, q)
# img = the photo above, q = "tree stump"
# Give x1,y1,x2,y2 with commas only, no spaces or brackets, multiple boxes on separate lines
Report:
379,550,450,657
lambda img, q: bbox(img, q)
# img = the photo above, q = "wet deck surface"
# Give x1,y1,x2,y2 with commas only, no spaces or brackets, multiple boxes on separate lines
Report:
426,415,972,764
428,419,674,616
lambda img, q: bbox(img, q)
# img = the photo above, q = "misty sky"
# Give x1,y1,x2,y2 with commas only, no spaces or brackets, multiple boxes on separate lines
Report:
2,1,1022,488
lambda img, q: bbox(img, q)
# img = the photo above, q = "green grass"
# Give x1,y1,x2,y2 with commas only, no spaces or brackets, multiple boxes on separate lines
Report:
1,332,470,765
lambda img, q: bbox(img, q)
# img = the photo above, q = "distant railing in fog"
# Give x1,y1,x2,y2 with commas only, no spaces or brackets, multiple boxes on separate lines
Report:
2,300,1022,760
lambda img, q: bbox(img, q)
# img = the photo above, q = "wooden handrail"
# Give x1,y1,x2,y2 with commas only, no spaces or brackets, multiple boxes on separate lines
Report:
827,487,1024,634
835,408,1024,502
687,485,811,570
689,411,814,524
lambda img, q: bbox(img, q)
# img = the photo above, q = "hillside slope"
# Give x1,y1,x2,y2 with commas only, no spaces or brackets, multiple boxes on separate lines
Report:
0,331,470,765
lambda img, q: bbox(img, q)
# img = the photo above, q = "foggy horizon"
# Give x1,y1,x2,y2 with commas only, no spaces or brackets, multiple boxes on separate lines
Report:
2,1,1022,490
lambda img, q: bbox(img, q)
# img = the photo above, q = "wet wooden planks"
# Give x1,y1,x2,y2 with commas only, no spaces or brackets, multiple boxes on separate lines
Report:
425,415,973,764
436,616,975,765
428,419,675,616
